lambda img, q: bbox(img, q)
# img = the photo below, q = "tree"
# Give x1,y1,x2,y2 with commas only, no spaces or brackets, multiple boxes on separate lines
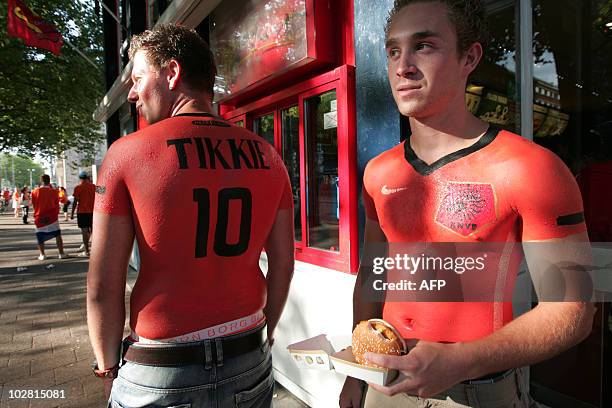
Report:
0,153,45,188
0,0,105,161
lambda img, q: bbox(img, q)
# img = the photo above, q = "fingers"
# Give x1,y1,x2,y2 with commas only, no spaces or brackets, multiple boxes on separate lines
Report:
365,352,414,370
368,377,418,397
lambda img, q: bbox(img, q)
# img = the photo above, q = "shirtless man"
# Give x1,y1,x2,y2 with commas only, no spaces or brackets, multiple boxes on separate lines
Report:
340,1,594,407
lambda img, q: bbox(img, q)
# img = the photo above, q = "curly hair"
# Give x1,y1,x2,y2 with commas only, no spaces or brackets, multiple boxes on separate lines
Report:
385,0,488,55
129,24,217,95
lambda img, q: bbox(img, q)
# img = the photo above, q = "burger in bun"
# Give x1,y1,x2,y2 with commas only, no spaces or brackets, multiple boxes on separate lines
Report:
351,319,407,366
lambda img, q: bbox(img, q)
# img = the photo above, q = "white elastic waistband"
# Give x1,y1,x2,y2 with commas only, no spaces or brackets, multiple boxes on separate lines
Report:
130,310,265,344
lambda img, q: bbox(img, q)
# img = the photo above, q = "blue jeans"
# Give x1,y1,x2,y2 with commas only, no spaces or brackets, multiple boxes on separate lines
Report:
108,327,274,408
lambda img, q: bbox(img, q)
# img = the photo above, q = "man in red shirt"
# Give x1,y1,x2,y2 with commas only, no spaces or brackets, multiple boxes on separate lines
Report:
87,24,294,406
2,188,9,210
340,1,594,407
71,171,96,256
31,174,67,260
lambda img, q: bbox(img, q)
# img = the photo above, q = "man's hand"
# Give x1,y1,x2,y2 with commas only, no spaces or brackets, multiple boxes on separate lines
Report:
339,377,366,408
366,341,468,398
266,326,275,347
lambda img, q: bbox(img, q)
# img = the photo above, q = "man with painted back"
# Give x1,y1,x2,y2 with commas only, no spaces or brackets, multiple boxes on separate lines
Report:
88,24,294,407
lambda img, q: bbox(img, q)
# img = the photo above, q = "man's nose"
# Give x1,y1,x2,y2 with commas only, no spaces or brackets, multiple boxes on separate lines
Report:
396,54,418,77
127,83,138,103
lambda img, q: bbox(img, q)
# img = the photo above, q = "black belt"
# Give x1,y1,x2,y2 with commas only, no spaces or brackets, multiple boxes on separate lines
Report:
122,326,266,366
462,369,514,385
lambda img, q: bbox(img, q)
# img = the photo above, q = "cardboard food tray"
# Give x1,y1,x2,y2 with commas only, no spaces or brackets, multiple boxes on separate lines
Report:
287,335,398,385
287,334,334,370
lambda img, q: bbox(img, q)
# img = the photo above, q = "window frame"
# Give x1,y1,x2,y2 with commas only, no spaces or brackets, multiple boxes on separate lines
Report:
251,110,276,145
228,113,247,128
222,65,358,273
277,100,303,246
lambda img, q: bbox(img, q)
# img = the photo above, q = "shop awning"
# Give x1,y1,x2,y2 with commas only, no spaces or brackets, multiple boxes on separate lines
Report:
93,0,222,123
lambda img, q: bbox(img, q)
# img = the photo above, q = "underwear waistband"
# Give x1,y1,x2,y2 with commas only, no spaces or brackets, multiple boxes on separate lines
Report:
130,310,265,344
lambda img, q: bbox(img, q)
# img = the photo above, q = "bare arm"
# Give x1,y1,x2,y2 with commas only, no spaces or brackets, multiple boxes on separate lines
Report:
87,212,135,370
71,198,78,218
459,231,595,379
352,218,387,327
262,208,295,343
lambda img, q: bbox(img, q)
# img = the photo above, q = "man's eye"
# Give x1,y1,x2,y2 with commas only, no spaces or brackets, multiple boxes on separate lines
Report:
387,48,400,58
415,43,432,51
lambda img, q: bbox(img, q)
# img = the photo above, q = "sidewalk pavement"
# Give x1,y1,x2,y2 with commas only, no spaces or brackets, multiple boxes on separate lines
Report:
0,213,108,408
0,212,307,408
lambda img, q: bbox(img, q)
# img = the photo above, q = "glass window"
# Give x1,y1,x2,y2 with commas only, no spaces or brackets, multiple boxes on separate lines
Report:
210,0,308,101
281,106,302,242
532,0,612,242
530,2,612,407
253,114,275,145
304,90,339,252
467,2,520,133
221,67,357,272
148,0,172,27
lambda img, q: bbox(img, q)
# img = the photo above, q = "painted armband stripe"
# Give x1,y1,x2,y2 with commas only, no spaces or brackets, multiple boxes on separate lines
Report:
556,212,585,226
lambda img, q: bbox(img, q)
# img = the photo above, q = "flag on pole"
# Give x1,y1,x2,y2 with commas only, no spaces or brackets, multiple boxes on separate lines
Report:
7,0,63,55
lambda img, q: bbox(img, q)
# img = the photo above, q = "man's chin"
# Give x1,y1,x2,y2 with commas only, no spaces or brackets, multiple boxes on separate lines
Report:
397,102,438,120
143,114,160,125
397,107,423,118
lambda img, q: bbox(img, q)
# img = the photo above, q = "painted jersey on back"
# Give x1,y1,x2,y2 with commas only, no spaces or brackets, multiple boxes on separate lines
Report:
95,114,293,339
362,128,586,342
32,186,59,227
73,182,96,213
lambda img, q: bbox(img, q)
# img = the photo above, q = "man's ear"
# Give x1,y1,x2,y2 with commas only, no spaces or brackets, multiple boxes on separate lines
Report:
463,42,483,77
166,59,181,90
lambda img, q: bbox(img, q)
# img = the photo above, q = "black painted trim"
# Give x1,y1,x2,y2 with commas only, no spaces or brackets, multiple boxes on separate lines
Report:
556,212,585,226
404,126,500,176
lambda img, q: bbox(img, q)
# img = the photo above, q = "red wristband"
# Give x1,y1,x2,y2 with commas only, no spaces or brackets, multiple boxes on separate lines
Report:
92,362,119,379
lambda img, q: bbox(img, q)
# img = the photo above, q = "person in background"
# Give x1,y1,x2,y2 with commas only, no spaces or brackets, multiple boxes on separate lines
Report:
32,175,67,260
2,188,10,211
13,187,20,218
58,187,69,221
71,171,96,256
20,186,30,224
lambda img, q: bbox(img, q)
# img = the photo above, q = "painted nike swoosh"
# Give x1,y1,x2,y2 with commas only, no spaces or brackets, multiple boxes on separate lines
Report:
381,185,408,195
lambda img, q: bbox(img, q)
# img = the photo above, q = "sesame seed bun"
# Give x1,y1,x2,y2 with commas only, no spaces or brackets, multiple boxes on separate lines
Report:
351,319,407,366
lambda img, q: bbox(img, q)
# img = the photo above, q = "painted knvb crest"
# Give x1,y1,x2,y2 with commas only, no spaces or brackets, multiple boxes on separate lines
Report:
435,182,497,237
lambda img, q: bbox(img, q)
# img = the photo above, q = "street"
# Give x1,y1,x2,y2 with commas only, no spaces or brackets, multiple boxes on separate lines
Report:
0,213,107,407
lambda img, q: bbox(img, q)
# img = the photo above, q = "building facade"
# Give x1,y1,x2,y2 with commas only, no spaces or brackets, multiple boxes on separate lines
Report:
94,1,611,406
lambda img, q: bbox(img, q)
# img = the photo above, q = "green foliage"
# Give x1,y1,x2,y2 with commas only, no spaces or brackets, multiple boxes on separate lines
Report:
0,153,45,189
0,0,105,160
